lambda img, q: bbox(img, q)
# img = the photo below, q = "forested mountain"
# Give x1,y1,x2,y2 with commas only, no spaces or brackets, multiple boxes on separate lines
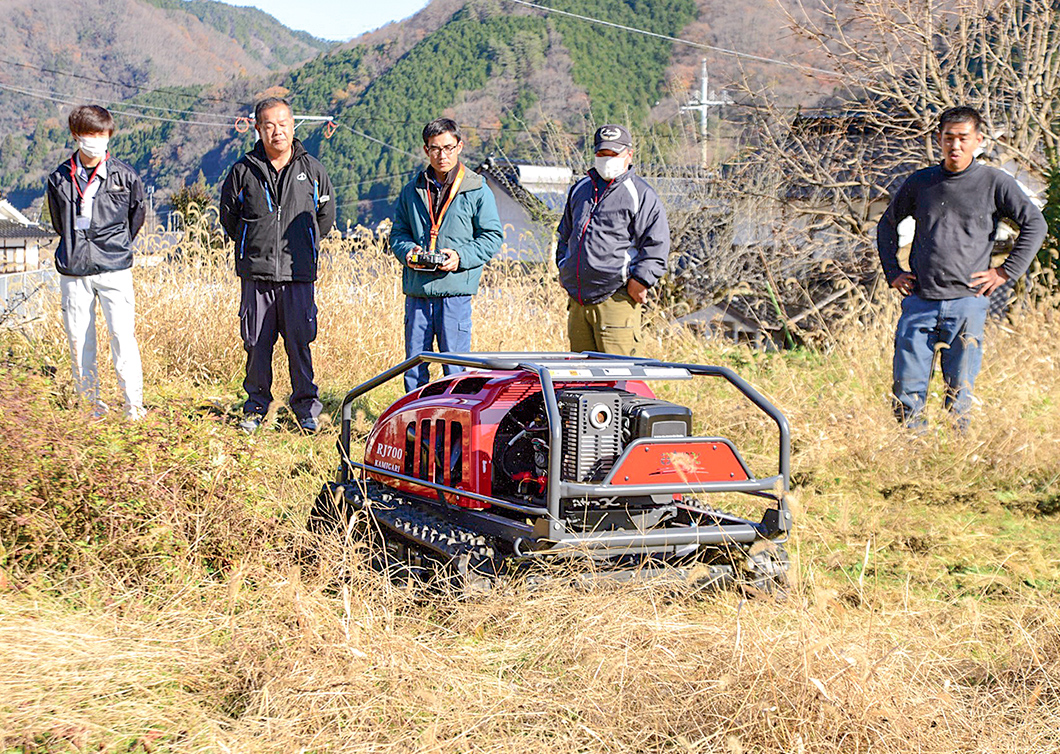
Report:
300,0,700,224
0,0,330,208
1,0,833,224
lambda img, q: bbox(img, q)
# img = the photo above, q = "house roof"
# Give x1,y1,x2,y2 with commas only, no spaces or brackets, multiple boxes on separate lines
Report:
0,199,34,225
0,219,54,240
476,158,554,220
778,111,923,203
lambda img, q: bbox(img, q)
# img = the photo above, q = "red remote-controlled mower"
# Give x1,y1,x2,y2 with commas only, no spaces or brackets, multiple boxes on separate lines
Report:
311,352,792,591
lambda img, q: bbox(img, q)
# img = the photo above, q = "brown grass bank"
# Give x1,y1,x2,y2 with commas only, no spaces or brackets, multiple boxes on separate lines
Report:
0,229,1058,752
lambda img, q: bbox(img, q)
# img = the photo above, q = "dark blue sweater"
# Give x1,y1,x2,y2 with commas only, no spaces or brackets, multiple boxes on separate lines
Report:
877,160,1046,300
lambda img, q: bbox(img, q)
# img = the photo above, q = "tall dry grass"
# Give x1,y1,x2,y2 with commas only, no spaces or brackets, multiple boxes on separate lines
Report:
1,223,1059,752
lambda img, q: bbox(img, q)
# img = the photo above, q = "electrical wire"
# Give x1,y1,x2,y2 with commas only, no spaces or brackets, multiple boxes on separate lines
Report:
0,80,244,120
0,82,236,127
334,192,402,210
331,170,416,190
333,122,420,159
0,78,421,166
0,56,252,107
505,0,841,79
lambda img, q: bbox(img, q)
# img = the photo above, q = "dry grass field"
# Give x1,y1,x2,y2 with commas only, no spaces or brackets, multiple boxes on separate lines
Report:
1,226,1058,753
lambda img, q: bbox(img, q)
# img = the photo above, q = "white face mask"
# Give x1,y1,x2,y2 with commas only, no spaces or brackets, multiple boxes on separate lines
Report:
595,153,628,180
77,135,109,160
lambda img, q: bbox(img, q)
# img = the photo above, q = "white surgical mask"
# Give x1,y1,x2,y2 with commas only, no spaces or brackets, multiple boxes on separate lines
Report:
77,135,109,160
595,154,628,180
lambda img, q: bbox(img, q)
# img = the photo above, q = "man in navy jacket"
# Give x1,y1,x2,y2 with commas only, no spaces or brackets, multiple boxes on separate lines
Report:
555,124,670,356
220,97,335,432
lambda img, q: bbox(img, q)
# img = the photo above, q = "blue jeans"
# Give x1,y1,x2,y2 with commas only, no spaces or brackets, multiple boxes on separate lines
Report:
404,295,472,392
892,294,989,425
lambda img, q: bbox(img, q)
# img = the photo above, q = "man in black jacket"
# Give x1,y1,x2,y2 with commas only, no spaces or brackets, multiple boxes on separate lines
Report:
46,105,146,420
555,124,670,356
877,106,1046,427
220,97,335,432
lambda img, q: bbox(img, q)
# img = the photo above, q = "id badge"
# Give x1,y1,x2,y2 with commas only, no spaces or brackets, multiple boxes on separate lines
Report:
75,216,91,230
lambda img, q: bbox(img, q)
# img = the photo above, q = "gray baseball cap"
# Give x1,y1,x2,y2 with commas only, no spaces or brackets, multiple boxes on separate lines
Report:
593,124,632,152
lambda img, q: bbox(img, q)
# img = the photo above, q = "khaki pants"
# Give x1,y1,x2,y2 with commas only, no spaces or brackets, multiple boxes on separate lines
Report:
567,288,641,356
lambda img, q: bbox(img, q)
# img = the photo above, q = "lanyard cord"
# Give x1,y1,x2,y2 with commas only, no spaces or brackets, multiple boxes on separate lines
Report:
576,172,612,250
69,154,107,201
425,163,465,251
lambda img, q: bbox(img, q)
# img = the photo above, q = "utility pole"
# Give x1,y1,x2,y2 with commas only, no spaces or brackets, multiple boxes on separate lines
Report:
145,185,156,232
680,59,733,167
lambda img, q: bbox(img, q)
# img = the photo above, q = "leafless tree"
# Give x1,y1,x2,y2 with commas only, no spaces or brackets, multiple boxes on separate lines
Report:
666,0,1060,344
785,0,1060,173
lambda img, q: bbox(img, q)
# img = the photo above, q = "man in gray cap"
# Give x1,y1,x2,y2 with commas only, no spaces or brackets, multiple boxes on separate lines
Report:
555,124,670,355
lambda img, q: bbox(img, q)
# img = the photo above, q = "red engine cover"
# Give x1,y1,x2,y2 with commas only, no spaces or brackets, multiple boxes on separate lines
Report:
363,372,656,508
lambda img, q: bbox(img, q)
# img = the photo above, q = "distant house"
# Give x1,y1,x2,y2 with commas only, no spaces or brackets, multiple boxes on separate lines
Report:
0,199,56,326
476,158,572,262
0,199,54,273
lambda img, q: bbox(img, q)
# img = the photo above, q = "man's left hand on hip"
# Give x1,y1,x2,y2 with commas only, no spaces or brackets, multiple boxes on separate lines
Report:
970,267,1009,297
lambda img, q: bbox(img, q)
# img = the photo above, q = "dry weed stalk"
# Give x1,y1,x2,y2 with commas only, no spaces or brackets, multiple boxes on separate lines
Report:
0,224,1058,752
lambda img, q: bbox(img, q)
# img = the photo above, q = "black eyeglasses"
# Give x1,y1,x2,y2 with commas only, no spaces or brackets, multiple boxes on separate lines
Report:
426,143,460,156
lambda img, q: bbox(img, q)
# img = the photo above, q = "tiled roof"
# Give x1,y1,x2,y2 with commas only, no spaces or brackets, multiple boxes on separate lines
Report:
0,220,55,240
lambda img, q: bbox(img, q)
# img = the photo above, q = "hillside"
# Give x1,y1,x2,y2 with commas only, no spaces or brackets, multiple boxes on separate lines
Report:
0,0,835,224
0,0,329,86
285,0,837,224
0,0,330,208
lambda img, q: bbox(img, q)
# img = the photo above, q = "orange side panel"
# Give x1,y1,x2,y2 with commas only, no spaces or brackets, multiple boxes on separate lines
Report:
608,440,749,485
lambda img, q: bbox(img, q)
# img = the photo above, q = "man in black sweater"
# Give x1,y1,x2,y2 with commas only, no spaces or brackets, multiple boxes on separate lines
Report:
877,106,1046,427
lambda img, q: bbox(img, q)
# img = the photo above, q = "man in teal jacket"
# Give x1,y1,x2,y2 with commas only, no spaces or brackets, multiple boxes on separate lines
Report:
390,117,503,391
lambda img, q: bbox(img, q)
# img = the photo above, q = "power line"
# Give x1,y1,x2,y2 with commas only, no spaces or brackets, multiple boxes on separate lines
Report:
335,192,402,210
333,122,420,159
331,170,416,190
505,0,842,79
1,80,244,120
0,78,420,170
1,54,574,139
0,56,251,107
346,111,583,137
0,82,236,127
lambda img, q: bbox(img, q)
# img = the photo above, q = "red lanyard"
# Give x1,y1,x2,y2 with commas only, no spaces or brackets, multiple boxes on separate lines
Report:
425,164,465,251
69,154,107,200
576,172,611,249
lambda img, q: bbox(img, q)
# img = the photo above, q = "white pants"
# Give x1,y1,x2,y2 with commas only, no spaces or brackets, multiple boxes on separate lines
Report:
59,269,144,418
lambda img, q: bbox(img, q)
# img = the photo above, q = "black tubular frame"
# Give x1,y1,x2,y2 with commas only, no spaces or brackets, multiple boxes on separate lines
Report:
338,352,792,548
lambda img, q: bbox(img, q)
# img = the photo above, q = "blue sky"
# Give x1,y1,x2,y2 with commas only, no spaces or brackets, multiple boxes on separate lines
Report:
223,0,432,42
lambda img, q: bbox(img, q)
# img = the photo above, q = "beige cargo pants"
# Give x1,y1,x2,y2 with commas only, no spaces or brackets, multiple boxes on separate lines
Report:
566,287,641,356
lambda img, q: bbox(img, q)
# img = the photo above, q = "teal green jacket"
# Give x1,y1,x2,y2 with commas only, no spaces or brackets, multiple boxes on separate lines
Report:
390,165,503,298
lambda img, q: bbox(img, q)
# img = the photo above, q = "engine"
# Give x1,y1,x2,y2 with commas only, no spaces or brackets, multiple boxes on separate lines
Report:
492,386,693,498
364,372,697,512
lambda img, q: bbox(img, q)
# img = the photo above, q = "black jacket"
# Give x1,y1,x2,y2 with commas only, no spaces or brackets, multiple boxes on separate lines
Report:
46,154,145,277
555,168,670,305
219,139,336,282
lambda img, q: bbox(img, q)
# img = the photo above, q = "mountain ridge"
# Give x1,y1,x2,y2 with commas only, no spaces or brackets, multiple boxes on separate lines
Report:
1,0,835,224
